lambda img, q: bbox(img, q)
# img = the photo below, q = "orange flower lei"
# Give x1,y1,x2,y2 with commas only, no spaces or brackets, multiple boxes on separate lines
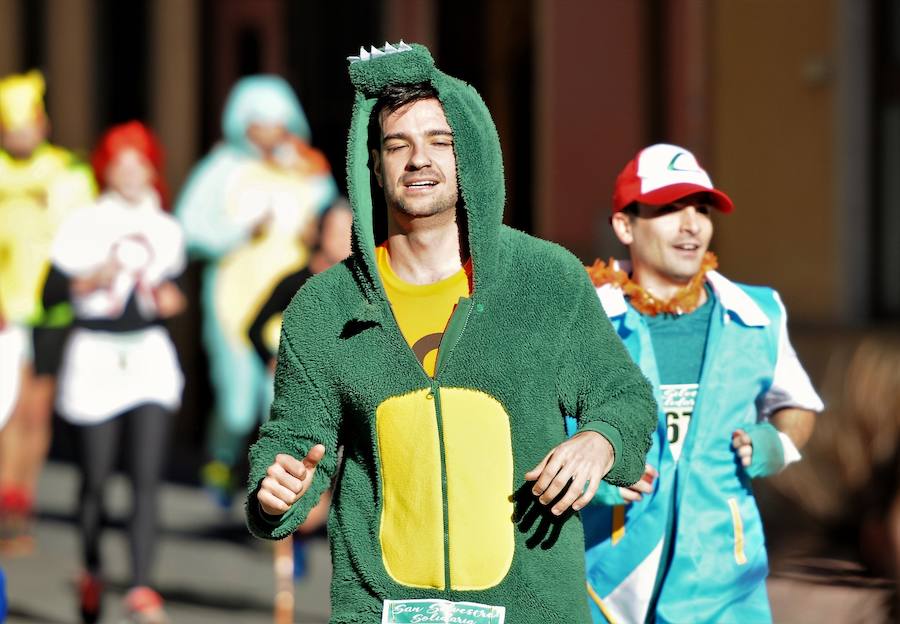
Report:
586,252,719,316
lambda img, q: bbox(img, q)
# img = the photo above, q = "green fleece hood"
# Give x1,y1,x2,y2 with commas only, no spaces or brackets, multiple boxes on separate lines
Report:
345,42,503,304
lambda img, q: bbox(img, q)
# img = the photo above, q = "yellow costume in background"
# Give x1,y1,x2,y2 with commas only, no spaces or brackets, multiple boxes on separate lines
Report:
213,158,322,353
175,75,337,483
0,70,96,549
0,71,96,327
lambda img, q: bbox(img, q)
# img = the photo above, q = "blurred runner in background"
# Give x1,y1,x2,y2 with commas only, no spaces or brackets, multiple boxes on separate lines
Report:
248,198,351,624
45,121,185,624
0,70,96,552
249,198,353,372
175,75,337,505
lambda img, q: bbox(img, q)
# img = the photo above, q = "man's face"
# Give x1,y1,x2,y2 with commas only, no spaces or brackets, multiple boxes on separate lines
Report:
372,97,458,219
106,148,155,204
246,122,289,156
0,116,48,159
612,194,714,285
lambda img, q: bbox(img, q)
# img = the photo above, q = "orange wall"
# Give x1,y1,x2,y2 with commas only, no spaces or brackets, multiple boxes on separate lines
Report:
709,1,838,323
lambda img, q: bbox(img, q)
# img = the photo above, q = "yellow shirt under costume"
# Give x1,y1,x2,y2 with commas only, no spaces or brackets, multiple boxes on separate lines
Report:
0,144,96,323
374,243,514,591
375,243,471,376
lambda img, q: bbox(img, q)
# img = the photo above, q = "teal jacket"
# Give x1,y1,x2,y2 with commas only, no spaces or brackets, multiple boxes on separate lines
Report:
583,271,822,624
246,44,656,624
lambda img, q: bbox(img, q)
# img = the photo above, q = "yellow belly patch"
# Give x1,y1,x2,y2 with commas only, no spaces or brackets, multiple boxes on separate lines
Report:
377,389,446,589
440,389,514,589
376,387,514,590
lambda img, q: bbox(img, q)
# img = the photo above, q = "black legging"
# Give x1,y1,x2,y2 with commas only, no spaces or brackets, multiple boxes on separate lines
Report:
77,403,171,587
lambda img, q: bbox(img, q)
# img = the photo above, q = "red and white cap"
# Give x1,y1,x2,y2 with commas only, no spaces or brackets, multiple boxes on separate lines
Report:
612,143,734,214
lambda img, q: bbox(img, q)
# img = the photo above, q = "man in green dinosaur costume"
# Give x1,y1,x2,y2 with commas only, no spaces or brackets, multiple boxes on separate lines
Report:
246,42,656,624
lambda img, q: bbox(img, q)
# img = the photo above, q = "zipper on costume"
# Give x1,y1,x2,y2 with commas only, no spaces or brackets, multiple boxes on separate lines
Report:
434,296,475,380
432,296,475,591
431,378,452,590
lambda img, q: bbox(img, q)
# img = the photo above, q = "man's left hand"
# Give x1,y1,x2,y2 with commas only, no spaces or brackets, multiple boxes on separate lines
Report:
733,422,795,478
732,429,753,467
524,431,615,516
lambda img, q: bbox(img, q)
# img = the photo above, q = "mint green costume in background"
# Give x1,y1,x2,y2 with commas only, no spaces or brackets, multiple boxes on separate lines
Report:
245,45,656,623
175,76,336,466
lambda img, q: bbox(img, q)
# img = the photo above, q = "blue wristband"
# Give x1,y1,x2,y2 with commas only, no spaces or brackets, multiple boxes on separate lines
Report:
744,422,785,478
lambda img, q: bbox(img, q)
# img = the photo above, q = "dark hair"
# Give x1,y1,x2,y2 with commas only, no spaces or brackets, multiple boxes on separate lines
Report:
367,82,439,149
620,192,714,220
92,120,169,209
621,202,639,216
375,82,439,117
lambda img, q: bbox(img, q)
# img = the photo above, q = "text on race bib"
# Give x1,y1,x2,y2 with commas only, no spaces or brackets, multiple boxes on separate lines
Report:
382,599,505,624
661,383,698,462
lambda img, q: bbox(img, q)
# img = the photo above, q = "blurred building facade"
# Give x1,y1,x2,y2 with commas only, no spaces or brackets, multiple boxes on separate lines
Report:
0,0,896,474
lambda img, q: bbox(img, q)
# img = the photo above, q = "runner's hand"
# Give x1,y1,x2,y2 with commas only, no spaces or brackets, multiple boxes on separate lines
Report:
257,445,325,516
524,431,615,515
155,281,187,318
732,429,753,467
620,464,657,502
71,260,118,295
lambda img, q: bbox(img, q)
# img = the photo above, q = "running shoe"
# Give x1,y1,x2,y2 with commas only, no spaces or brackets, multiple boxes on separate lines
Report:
123,586,169,624
78,572,103,624
0,490,35,556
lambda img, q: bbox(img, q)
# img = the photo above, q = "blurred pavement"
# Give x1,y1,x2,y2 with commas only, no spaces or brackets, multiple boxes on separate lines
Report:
1,461,331,624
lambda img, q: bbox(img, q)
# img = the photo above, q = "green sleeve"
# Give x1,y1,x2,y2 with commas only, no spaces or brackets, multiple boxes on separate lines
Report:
245,326,341,539
558,273,657,487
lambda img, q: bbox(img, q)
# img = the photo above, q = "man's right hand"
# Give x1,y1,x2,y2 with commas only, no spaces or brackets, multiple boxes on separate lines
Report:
257,445,325,516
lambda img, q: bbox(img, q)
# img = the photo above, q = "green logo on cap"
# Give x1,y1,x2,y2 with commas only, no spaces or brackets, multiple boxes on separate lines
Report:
667,152,698,172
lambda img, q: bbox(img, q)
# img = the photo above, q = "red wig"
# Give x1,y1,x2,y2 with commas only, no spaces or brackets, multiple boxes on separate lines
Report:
91,121,169,209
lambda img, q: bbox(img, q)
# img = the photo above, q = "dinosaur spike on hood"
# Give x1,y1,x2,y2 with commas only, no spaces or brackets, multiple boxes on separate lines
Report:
348,43,436,95
345,42,505,306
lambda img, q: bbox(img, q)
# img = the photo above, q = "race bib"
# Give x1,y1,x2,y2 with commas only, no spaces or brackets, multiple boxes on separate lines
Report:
661,383,698,462
382,599,505,624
